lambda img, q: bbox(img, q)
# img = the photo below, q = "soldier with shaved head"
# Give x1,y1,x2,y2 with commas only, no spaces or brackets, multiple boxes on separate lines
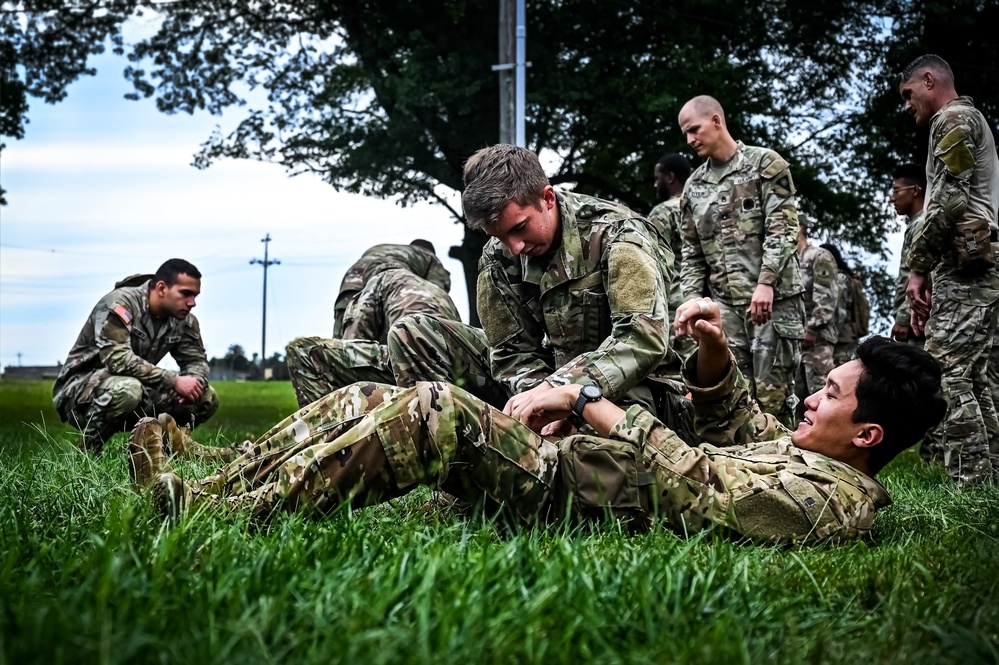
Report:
677,95,804,426
896,54,999,485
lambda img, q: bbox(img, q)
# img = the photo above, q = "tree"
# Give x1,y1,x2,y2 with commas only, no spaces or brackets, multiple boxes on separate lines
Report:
9,1,995,327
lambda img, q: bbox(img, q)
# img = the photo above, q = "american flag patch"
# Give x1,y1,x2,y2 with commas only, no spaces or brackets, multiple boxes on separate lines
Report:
112,303,132,325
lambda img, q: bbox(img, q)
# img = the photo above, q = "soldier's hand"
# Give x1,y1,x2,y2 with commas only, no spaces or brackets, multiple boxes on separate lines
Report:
890,323,909,343
174,375,204,403
674,297,727,346
803,329,817,351
748,284,775,325
911,311,927,337
540,419,576,438
503,383,578,433
905,272,931,317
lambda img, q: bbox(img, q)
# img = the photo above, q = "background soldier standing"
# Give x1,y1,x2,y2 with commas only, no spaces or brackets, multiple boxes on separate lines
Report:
331,240,451,338
286,266,461,407
794,218,839,414
821,244,869,366
889,164,928,346
52,259,219,455
677,95,804,425
898,54,999,485
648,153,695,363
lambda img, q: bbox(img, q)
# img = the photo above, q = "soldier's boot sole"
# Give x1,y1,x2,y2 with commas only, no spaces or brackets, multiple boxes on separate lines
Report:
128,417,172,490
151,472,191,522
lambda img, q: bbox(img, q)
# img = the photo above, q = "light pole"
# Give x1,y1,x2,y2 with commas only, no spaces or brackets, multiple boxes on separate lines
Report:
250,233,280,379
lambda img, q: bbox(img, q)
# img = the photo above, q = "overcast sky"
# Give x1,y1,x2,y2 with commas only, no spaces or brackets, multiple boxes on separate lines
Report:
1,47,469,371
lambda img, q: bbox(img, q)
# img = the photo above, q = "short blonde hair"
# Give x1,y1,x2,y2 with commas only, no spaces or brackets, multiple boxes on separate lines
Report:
461,144,550,230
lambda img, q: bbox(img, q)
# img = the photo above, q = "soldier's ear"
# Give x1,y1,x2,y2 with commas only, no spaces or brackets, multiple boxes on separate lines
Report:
853,423,884,449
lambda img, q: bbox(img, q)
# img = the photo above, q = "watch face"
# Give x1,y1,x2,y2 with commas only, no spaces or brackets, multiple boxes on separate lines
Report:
581,385,602,400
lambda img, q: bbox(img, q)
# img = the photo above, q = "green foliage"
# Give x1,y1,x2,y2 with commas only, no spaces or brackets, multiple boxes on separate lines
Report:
1,380,998,663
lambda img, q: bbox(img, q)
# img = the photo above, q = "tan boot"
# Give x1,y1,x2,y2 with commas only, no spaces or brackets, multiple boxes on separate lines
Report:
152,472,224,521
158,413,237,462
128,417,173,490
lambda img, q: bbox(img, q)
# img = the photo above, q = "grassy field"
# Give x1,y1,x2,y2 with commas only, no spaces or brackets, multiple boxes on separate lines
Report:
1,380,997,664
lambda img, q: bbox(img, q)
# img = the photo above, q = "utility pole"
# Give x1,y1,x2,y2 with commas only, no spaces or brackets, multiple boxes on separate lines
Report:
249,234,280,379
493,0,528,146
17,352,22,367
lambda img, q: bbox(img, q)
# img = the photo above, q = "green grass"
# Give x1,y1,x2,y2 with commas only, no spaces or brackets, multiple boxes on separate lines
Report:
1,380,997,664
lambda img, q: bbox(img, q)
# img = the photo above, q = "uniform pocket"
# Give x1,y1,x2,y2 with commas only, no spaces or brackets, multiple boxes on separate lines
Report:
557,435,652,528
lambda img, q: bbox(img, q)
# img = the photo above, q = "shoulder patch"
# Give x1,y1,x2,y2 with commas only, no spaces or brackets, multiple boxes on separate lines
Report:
760,155,790,180
936,127,974,176
112,303,133,326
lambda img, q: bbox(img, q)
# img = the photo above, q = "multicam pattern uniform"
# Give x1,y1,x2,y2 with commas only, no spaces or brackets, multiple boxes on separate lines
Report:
680,142,804,424
389,190,685,424
893,210,927,346
332,244,451,338
647,196,695,362
178,357,889,544
831,270,860,365
287,269,461,407
796,243,840,394
905,96,999,485
53,275,217,451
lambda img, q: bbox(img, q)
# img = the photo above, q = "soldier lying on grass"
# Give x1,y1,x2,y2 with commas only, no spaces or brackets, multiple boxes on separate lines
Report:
128,298,946,544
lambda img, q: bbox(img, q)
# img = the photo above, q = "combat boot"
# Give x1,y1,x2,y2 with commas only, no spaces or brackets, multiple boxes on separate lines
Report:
152,472,194,521
158,413,237,462
128,417,174,490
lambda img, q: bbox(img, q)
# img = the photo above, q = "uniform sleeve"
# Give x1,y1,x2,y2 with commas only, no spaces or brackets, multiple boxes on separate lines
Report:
170,315,211,386
425,260,452,294
608,405,866,543
757,153,801,287
683,352,787,447
342,279,386,342
907,115,977,274
893,223,916,326
478,256,553,393
96,307,178,388
679,188,709,300
806,250,840,334
546,227,670,399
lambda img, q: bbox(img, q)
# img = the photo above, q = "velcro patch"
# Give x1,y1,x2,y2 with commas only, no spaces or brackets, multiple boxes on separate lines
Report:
937,127,974,176
112,303,133,325
607,242,657,313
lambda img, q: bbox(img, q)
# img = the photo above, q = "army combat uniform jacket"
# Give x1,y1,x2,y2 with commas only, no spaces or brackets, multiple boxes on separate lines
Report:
893,210,926,331
53,275,210,421
477,190,675,407
680,142,803,305
798,243,839,343
342,268,461,344
333,244,452,337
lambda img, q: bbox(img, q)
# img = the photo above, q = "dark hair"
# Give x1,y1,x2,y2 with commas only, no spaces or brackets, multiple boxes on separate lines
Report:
656,153,692,182
819,243,855,278
151,259,201,289
894,54,954,89
853,336,946,473
410,239,436,254
891,163,926,190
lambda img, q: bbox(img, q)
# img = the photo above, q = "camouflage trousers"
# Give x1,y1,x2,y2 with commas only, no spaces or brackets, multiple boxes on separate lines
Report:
387,314,510,408
921,297,999,485
60,371,218,452
717,297,803,427
285,336,393,408
832,341,858,366
186,382,561,524
794,341,835,421
388,314,697,443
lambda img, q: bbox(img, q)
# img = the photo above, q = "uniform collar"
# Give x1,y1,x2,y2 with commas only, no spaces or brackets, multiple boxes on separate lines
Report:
701,141,747,184
521,189,587,288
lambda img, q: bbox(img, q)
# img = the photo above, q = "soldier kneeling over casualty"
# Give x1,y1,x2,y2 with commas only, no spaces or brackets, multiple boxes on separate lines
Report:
128,298,945,544
53,258,237,461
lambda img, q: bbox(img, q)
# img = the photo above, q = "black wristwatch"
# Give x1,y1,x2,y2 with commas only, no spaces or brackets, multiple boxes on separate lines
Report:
571,385,603,426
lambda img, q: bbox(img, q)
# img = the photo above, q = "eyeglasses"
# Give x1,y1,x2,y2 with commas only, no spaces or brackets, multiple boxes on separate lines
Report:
890,185,917,199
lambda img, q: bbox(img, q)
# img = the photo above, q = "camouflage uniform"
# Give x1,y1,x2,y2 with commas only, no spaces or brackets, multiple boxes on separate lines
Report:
332,244,451,338
172,357,889,544
831,270,860,365
893,210,928,348
388,190,691,434
288,269,461,407
795,243,840,396
647,196,695,362
905,96,999,485
53,275,217,452
680,142,805,424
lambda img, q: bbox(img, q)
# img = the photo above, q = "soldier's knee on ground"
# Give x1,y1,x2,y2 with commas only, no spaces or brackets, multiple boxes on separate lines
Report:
96,376,146,420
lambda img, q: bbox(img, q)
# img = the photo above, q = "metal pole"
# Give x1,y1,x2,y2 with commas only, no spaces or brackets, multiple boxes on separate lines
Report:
498,0,515,144
515,0,526,147
250,234,280,378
